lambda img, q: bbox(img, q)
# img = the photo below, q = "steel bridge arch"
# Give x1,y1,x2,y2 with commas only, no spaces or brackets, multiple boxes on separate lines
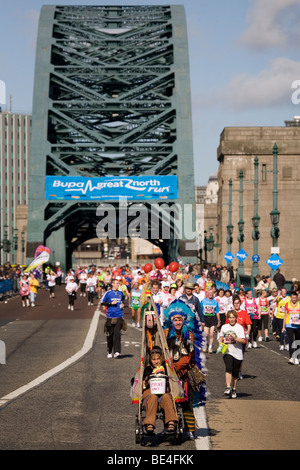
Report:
27,5,196,270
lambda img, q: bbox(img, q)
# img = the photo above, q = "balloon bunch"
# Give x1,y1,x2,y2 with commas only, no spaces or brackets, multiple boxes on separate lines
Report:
143,257,179,274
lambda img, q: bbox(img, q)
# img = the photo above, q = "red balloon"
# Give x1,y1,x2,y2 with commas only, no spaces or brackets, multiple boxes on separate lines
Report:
143,263,153,273
154,257,165,269
169,261,179,273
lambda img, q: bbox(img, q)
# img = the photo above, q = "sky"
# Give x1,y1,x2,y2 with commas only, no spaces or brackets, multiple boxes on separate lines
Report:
1,0,300,186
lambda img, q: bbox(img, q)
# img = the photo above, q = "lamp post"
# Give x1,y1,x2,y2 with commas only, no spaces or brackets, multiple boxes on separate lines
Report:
21,231,25,265
203,230,208,264
206,226,215,264
12,228,18,265
236,170,245,284
270,143,280,276
270,143,280,246
3,224,11,264
226,178,234,265
251,156,260,285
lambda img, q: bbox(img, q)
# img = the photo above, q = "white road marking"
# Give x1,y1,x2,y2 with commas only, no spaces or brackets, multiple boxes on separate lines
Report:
194,406,211,450
0,308,101,408
0,307,212,449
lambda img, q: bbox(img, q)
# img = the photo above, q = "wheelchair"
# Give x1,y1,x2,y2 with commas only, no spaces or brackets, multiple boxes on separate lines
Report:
135,398,184,446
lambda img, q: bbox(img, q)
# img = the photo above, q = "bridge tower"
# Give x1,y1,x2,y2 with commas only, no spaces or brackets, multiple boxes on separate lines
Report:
27,5,196,270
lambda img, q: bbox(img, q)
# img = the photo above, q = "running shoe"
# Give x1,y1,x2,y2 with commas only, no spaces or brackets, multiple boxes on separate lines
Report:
231,389,237,399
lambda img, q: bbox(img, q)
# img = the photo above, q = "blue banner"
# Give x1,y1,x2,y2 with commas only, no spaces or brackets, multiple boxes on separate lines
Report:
0,279,12,294
45,175,178,201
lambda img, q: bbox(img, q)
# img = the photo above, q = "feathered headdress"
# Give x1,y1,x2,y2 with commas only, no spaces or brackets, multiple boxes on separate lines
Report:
164,299,207,406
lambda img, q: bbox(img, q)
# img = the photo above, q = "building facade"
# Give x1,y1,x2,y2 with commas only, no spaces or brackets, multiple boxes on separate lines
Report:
217,121,300,281
195,173,218,265
0,111,30,265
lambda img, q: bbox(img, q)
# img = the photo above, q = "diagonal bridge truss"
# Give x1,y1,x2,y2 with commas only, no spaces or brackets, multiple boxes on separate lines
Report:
27,5,196,269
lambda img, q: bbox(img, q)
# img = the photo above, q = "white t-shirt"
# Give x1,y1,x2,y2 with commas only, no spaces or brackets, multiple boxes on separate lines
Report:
194,291,205,302
216,295,229,314
219,322,245,361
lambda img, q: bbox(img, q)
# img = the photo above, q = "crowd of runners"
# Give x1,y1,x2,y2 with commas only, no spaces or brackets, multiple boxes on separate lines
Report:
1,260,300,439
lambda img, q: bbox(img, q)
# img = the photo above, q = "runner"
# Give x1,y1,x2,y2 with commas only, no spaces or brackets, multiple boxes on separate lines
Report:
228,296,252,379
272,287,290,351
215,288,229,328
201,288,220,353
257,289,271,342
86,272,97,306
19,274,30,307
101,278,125,359
79,269,87,297
268,287,279,338
65,275,78,311
241,290,259,348
218,310,246,398
129,281,142,327
28,272,40,307
283,291,300,364
47,270,57,298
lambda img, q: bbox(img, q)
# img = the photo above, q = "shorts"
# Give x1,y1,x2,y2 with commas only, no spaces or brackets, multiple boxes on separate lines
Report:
223,354,243,379
131,305,140,310
204,316,218,328
260,315,269,329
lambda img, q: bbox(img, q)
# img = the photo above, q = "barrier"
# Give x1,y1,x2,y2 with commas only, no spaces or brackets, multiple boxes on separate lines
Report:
0,279,13,300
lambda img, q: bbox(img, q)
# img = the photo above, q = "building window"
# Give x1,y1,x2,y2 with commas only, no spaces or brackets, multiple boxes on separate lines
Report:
282,167,293,179
262,163,267,182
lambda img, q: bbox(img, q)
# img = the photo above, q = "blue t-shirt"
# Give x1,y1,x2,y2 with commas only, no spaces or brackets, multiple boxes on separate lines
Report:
200,298,219,317
102,289,125,318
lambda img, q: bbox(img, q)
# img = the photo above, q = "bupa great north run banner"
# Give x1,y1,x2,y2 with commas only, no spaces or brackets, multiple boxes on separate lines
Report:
45,175,178,201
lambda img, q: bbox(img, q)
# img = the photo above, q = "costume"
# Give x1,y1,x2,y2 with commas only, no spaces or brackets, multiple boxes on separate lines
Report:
142,362,178,429
163,299,206,434
131,297,185,408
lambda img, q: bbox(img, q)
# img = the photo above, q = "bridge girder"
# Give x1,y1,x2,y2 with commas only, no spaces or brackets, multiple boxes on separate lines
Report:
27,5,196,270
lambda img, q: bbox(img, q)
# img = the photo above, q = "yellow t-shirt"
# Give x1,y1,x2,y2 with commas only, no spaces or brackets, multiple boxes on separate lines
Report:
275,296,290,319
29,278,39,294
285,300,300,327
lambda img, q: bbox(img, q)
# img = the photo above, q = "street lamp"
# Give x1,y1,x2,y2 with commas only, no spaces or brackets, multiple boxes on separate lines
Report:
21,231,25,265
269,143,280,277
12,228,18,264
226,178,233,265
206,226,215,264
203,230,208,264
236,170,245,284
270,143,280,247
270,208,280,241
226,223,234,248
3,225,11,264
251,156,260,285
